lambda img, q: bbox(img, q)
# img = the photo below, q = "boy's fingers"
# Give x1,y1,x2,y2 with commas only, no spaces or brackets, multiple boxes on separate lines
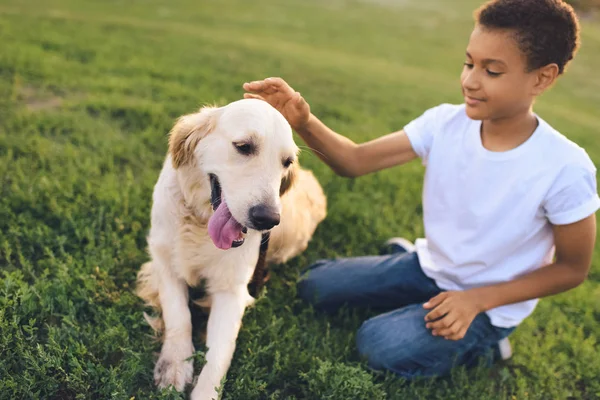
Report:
262,85,280,95
265,77,295,95
244,78,297,102
293,92,305,106
425,307,446,322
423,292,446,310
265,77,288,88
424,302,450,322
243,93,266,101
426,313,454,330
243,80,269,92
432,321,461,337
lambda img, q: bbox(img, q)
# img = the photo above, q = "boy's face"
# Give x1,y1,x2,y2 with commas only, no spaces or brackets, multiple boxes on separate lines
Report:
461,25,538,121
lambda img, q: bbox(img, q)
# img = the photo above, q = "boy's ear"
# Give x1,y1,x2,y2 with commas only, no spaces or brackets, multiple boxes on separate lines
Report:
532,63,559,96
169,106,220,168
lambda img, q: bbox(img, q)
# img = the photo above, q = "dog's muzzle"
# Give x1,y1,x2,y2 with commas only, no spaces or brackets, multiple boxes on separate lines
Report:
208,173,247,248
248,205,280,231
209,173,222,211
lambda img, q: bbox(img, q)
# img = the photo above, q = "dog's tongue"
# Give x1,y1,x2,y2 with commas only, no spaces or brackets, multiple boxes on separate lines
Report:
208,200,244,250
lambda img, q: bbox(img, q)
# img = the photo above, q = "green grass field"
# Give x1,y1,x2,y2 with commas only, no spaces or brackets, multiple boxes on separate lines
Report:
1,0,600,398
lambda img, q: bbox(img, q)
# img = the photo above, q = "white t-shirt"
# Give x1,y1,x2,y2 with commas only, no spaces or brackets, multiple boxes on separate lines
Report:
404,104,600,328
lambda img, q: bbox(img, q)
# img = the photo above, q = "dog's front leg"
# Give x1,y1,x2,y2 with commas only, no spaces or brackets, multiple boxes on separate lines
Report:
152,256,194,391
190,287,250,400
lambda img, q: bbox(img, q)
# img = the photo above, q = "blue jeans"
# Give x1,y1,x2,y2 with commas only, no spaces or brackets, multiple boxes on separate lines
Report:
297,252,514,379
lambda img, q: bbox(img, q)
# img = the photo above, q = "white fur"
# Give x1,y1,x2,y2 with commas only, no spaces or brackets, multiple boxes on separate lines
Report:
137,99,326,399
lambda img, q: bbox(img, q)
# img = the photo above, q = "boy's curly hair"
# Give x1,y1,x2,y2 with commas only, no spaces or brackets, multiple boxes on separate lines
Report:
475,0,580,75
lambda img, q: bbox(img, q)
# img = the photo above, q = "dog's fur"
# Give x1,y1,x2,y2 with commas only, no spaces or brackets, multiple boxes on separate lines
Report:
136,99,326,399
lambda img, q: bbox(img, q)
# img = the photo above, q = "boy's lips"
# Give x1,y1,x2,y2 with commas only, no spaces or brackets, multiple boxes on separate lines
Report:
465,95,485,106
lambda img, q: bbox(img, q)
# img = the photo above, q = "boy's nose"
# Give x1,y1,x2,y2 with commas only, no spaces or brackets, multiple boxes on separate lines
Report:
462,71,481,91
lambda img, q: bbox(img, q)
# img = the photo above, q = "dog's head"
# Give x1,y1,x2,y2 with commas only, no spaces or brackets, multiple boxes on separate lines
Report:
169,98,298,250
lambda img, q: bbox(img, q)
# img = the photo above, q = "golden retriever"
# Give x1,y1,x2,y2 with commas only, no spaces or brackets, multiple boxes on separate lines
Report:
136,99,326,399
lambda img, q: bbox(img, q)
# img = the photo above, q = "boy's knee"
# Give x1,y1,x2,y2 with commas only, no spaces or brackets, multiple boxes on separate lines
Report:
296,259,331,306
356,318,395,371
296,273,318,304
356,314,446,379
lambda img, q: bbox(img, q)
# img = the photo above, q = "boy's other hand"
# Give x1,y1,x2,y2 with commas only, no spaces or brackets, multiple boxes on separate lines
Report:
243,77,311,132
423,291,485,341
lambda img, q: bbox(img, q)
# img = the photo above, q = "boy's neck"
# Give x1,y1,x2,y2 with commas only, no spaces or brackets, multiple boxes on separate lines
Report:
480,108,539,152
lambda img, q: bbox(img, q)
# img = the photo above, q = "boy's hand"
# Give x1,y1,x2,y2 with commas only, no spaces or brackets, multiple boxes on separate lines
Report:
423,291,484,341
243,77,311,131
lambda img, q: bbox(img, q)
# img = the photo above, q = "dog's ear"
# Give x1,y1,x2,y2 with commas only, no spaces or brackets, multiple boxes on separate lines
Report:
169,106,220,168
280,163,297,196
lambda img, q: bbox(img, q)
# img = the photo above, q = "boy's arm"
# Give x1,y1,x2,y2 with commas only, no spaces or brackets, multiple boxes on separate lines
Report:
297,114,418,177
243,77,418,177
474,213,596,310
424,214,596,340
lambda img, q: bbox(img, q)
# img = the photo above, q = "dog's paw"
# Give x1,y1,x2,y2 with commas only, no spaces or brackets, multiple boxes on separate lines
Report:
190,374,219,400
154,340,194,392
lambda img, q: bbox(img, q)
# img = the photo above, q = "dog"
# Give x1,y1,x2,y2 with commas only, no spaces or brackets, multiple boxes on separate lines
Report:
136,98,326,399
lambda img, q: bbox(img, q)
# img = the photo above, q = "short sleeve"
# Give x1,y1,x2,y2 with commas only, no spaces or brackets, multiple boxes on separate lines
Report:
544,164,600,225
404,104,447,165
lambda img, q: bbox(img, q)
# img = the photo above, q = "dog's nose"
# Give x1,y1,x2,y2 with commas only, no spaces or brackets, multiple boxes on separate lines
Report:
249,205,280,230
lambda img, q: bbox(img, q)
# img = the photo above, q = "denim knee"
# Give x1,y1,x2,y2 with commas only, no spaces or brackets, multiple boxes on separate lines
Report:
296,259,330,307
356,308,509,379
296,273,318,305
355,309,443,378
356,317,396,371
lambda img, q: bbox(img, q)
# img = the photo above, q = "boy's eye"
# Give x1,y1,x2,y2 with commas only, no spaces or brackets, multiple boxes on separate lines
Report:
486,70,503,77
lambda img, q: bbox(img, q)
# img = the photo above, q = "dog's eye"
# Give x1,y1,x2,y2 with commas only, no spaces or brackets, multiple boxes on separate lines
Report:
283,158,294,168
234,142,254,155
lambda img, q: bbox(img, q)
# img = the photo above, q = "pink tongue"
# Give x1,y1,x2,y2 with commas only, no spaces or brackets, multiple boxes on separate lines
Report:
208,200,244,250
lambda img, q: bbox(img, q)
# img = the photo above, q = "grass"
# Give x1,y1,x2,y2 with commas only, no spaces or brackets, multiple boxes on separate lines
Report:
566,0,600,12
1,0,599,398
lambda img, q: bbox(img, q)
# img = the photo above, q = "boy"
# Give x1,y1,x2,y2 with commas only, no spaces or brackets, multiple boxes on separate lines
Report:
243,0,599,378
